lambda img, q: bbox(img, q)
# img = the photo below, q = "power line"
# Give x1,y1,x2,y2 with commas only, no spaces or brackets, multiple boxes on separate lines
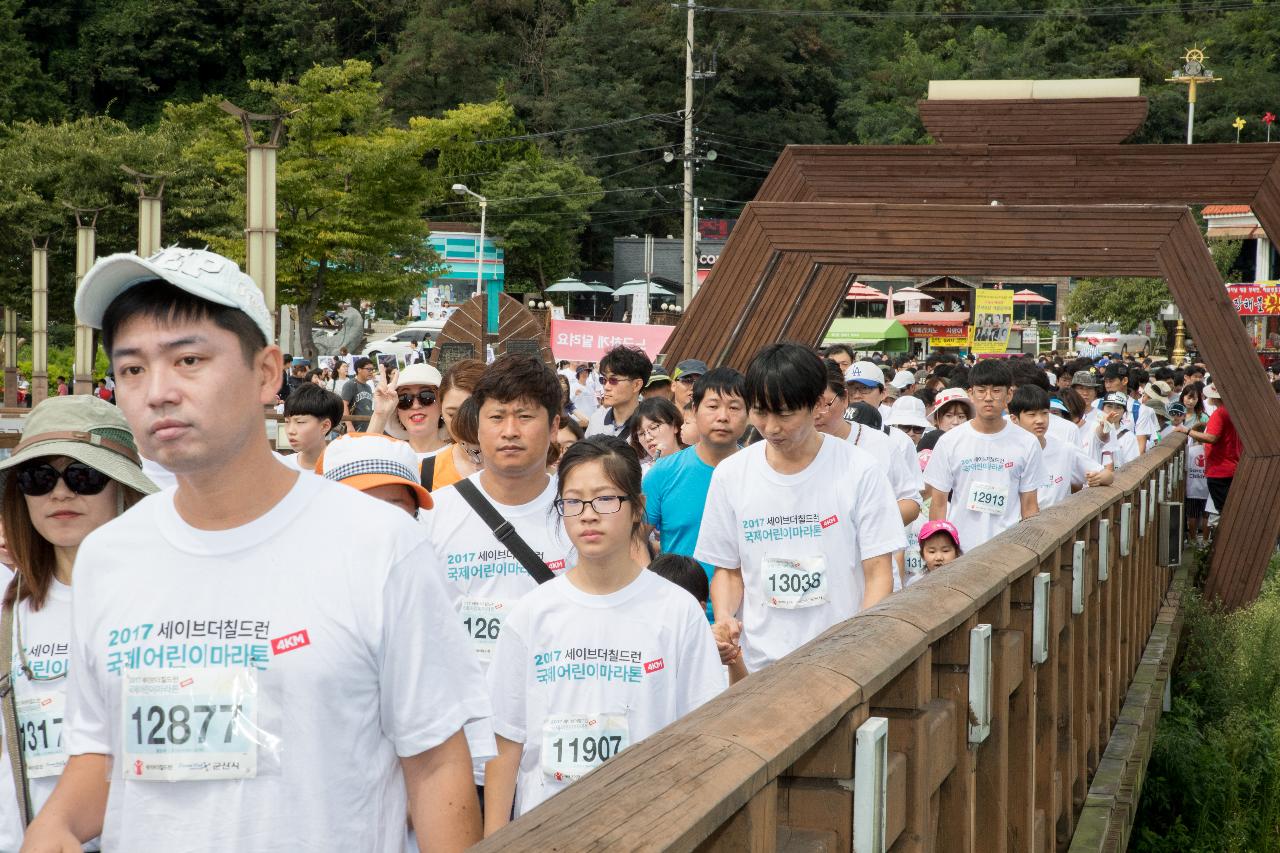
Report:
441,183,680,205
443,145,673,181
473,112,683,144
693,0,1277,20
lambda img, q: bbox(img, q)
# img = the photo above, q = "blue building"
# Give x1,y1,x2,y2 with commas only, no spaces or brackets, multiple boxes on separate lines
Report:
427,227,504,305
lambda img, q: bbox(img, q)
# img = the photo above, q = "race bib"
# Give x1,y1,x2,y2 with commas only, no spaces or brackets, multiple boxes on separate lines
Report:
16,692,66,779
541,713,630,782
458,598,509,662
122,668,259,781
762,556,828,609
966,481,1009,515
904,549,926,577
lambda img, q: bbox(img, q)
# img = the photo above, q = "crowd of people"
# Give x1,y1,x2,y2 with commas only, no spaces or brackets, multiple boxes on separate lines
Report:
0,245,1245,852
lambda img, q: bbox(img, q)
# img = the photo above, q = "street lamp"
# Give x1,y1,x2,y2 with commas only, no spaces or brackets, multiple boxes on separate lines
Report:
452,183,490,356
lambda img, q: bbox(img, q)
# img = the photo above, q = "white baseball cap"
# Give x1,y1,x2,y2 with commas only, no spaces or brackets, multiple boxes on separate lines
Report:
75,247,274,344
887,395,931,429
844,360,885,388
890,370,916,390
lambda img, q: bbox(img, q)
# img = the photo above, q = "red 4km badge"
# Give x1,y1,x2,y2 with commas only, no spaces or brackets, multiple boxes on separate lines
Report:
272,629,311,655
644,658,665,674
820,515,839,529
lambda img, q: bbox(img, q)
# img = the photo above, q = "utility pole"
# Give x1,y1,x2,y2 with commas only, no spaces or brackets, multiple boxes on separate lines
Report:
682,0,696,309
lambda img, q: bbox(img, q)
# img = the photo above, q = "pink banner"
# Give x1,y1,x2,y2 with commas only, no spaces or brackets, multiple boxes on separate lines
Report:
550,319,675,363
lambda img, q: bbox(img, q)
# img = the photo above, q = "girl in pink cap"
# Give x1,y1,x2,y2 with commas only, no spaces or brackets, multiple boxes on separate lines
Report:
917,520,963,575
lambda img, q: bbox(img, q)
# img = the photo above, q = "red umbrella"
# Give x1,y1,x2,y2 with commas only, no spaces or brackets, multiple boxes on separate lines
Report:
1013,289,1051,305
846,282,887,301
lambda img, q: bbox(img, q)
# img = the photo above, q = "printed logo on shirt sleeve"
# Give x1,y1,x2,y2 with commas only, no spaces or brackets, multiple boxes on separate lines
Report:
271,629,311,655
643,658,665,674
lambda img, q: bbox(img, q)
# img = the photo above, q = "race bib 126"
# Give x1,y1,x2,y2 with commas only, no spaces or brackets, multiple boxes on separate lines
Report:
762,556,828,609
458,598,509,662
122,668,259,781
966,481,1009,515
541,713,630,782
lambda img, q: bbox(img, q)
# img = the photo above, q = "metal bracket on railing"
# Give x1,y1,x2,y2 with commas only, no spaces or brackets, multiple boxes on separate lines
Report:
1139,490,1148,537
968,624,993,745
1071,540,1085,615
1098,519,1111,582
1149,481,1158,524
1120,502,1132,557
1032,572,1051,664
1158,469,1167,503
854,716,889,853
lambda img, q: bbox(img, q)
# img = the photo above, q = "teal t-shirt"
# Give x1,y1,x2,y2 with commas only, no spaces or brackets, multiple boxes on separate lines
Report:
643,445,716,618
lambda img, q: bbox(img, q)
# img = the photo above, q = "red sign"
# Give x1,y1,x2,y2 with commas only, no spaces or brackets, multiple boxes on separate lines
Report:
550,319,675,363
1227,284,1280,315
903,322,966,338
272,629,311,655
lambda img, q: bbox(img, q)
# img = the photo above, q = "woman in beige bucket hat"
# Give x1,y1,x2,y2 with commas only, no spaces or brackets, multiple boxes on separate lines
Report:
0,394,156,843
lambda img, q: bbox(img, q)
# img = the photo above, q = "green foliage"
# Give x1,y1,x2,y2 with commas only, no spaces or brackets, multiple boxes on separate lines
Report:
1133,556,1280,853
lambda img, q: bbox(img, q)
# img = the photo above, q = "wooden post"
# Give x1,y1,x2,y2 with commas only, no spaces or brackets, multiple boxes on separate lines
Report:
3,307,16,408
73,211,99,395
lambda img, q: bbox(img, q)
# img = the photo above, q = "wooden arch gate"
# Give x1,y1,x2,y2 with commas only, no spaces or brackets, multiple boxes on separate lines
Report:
666,145,1280,609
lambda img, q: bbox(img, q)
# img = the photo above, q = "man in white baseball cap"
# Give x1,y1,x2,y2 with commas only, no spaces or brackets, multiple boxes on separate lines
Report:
29,248,489,852
845,360,892,424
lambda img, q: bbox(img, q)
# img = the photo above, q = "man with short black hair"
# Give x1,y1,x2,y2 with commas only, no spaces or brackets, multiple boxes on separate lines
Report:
341,356,376,429
696,343,904,672
644,367,750,616
823,344,856,375
585,345,651,439
925,358,1045,550
29,246,488,852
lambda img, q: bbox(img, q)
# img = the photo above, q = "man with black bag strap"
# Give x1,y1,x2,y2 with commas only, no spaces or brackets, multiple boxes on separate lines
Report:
421,355,575,791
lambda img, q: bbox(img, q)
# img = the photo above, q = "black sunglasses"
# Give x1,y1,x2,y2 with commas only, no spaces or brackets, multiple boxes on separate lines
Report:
15,461,112,497
397,389,438,410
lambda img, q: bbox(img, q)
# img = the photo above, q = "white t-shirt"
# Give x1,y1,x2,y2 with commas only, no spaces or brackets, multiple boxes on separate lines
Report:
487,570,723,816
694,435,906,672
1036,435,1103,508
1186,439,1209,499
1046,413,1079,447
843,424,923,505
278,453,316,474
420,473,574,783
923,421,1045,553
64,474,490,852
1,580,98,851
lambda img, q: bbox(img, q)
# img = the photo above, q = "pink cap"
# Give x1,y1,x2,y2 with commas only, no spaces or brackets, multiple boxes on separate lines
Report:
918,520,962,552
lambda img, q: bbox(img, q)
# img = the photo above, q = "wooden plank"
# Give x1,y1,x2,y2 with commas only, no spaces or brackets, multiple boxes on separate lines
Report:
699,780,778,853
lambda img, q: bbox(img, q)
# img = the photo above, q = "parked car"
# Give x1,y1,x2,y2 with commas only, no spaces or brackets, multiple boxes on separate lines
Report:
1073,323,1150,356
362,320,446,358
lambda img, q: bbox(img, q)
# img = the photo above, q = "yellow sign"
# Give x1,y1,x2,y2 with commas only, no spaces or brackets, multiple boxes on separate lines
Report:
931,336,969,348
970,289,1015,354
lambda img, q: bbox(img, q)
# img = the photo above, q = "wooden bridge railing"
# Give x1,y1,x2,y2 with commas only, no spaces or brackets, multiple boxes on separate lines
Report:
475,435,1187,853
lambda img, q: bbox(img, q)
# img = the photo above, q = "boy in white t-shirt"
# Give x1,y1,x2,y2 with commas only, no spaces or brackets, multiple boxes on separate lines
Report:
32,247,490,853
695,344,905,674
924,358,1045,552
281,382,343,473
1007,385,1110,509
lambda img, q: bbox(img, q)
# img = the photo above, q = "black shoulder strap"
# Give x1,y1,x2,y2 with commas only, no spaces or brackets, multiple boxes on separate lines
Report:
420,455,437,491
454,479,556,585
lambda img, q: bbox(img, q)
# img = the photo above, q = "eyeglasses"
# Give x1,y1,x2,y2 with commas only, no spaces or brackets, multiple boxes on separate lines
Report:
397,389,438,410
602,375,636,386
818,395,840,413
898,425,926,435
554,495,630,517
676,375,700,386
15,462,111,497
638,423,670,439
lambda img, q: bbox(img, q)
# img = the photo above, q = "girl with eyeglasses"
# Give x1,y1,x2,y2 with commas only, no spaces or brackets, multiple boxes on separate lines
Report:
482,437,722,831
627,398,686,471
0,396,156,850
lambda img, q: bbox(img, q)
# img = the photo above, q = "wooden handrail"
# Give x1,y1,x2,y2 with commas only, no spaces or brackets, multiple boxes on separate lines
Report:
475,436,1187,853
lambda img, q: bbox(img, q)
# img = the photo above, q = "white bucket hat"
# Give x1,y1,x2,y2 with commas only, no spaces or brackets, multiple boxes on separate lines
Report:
887,395,930,430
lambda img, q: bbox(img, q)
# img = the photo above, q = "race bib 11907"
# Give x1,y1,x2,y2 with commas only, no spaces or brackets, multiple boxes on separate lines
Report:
541,713,630,782
966,481,1009,515
762,556,828,609
16,692,66,779
121,668,259,781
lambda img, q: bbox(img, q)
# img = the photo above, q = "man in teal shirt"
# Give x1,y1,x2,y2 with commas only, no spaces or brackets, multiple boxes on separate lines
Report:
643,367,749,616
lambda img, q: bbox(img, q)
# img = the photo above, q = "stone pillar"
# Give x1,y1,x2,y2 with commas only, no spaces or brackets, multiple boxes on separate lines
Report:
3,308,16,408
31,241,48,405
74,217,97,394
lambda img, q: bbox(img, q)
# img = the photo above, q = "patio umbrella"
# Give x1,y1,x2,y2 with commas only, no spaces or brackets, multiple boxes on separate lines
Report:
891,288,929,302
1013,288,1052,320
846,282,888,301
545,277,598,293
614,280,678,298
